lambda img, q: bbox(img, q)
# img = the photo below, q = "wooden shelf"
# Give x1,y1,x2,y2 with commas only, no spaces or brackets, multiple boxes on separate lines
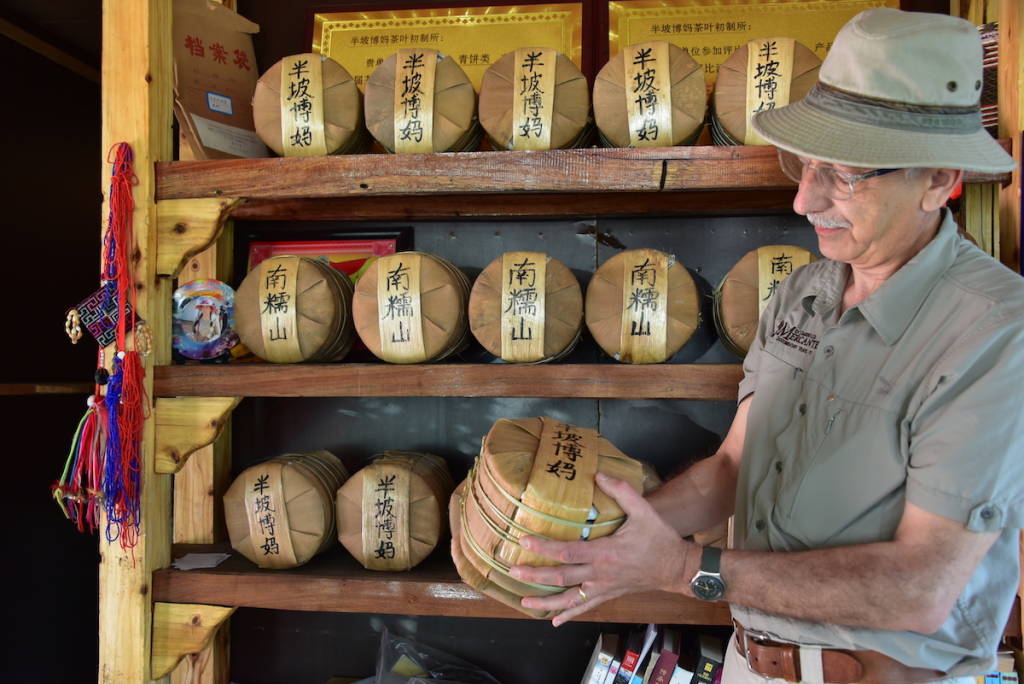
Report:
153,363,743,400
157,146,790,200
155,145,1011,223
154,545,732,626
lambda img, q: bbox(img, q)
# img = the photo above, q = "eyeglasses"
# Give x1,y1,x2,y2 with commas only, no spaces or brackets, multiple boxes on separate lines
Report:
778,149,901,201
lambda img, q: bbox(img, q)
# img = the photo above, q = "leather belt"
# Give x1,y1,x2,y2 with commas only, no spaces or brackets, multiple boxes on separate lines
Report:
733,621,947,684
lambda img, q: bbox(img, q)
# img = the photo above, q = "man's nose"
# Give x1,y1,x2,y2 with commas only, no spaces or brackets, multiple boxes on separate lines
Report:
792,166,833,216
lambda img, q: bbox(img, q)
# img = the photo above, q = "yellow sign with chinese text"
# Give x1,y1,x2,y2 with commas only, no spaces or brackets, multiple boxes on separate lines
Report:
608,0,897,88
313,4,583,91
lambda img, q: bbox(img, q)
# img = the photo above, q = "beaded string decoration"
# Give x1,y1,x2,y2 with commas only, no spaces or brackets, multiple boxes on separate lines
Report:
52,142,148,552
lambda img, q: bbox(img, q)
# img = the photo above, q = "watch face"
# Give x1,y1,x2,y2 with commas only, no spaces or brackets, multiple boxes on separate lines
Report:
692,573,726,601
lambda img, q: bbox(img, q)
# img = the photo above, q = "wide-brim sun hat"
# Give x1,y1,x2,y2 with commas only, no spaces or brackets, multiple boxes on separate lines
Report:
751,8,1016,173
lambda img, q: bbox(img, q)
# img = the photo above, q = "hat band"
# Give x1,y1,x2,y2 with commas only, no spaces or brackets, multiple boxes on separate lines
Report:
804,82,982,134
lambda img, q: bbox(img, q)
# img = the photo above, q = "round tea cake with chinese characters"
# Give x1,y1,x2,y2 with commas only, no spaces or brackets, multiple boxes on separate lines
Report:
224,451,349,569
468,252,583,363
364,49,480,153
451,417,648,617
712,38,821,145
351,251,471,364
253,53,367,156
478,48,592,150
585,249,699,364
336,451,454,571
593,40,706,148
715,245,815,357
234,255,355,363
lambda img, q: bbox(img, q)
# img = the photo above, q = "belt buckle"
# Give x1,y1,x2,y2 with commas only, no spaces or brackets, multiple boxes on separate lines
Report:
743,628,802,682
742,627,777,679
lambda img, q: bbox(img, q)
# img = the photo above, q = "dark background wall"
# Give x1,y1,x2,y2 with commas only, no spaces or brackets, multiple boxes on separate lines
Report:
0,27,101,684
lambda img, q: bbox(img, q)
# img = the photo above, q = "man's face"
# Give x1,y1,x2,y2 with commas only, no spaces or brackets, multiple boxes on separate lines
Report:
792,159,929,268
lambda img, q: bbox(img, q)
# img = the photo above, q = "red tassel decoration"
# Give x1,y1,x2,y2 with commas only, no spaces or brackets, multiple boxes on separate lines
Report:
55,142,148,554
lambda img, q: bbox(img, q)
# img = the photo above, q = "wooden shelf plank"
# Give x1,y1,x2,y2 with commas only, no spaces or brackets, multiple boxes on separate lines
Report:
156,144,1011,206
153,363,743,400
230,189,797,221
154,547,732,626
156,146,789,201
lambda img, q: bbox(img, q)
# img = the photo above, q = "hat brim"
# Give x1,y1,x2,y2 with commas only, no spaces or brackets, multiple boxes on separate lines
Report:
751,98,1016,173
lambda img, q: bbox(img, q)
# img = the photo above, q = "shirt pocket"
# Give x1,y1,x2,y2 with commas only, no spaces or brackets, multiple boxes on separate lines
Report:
774,393,907,548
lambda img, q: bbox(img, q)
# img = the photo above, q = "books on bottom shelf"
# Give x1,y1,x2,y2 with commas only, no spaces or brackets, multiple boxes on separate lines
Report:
581,625,726,684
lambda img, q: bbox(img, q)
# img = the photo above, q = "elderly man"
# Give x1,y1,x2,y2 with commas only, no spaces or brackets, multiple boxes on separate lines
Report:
510,8,1022,683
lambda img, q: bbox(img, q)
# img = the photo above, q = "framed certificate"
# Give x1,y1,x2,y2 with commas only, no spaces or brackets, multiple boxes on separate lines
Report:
310,2,588,90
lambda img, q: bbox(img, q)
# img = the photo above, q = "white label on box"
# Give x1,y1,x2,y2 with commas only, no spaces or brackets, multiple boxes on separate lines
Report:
206,91,234,116
192,114,268,158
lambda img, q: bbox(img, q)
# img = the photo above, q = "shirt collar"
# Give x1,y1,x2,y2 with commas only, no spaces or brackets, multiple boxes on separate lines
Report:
800,209,960,345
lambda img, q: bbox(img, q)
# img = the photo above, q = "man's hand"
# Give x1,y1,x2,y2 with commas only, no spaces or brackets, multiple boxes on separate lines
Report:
509,472,699,627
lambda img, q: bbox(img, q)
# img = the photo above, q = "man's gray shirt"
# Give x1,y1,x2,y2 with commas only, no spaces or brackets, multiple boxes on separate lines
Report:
731,211,1024,675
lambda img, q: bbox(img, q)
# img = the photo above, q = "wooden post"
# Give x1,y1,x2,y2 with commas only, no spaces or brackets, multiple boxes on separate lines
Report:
999,0,1022,272
997,0,1024,641
99,0,173,682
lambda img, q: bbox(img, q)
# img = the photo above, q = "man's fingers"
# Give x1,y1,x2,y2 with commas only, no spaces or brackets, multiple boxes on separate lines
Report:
519,535,600,565
519,586,615,626
510,561,589,587
595,473,649,519
551,594,610,627
520,588,579,612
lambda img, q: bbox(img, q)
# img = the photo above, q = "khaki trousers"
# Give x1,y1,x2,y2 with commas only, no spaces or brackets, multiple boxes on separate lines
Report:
721,634,976,684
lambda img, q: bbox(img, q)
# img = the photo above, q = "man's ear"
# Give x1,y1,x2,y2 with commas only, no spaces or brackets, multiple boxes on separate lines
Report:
920,168,964,212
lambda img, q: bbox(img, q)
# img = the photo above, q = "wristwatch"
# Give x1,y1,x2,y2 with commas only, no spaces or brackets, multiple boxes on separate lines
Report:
689,546,726,602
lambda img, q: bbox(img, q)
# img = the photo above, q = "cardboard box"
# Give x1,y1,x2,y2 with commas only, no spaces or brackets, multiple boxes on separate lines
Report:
173,0,268,158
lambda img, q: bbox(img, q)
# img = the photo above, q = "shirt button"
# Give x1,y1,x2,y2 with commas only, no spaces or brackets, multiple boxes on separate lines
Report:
824,346,834,358
799,403,807,415
775,461,783,473
981,506,995,520
755,519,766,531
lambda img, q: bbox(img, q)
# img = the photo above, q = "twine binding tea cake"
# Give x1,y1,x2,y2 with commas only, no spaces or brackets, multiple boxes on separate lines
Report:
336,451,454,571
478,48,591,151
234,255,355,363
364,49,480,153
468,252,583,363
224,450,349,569
352,251,471,363
715,245,814,356
585,248,699,364
450,417,648,618
593,40,706,148
253,53,368,157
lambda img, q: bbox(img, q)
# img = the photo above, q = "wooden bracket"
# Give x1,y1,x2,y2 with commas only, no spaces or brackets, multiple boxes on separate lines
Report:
151,602,236,680
155,397,241,474
156,197,244,278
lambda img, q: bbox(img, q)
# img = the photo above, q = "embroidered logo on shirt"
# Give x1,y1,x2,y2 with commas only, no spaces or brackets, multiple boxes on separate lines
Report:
770,320,820,354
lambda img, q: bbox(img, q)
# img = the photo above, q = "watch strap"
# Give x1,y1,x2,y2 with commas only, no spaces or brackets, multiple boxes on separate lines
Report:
701,545,722,574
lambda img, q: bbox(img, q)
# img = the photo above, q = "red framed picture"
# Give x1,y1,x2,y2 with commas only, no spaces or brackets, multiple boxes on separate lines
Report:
247,237,401,284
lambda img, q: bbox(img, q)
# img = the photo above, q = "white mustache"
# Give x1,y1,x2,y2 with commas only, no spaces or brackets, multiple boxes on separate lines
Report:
807,214,852,229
